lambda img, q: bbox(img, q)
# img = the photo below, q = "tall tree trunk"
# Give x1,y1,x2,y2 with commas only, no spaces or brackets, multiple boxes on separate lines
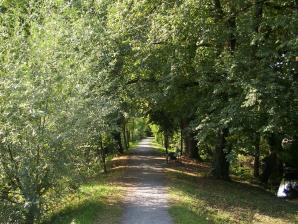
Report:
210,1,236,181
252,2,263,178
24,199,39,224
126,124,130,148
253,0,264,46
261,134,283,184
114,131,124,154
227,10,236,54
212,128,230,180
96,134,107,174
253,133,261,177
251,0,264,68
180,126,183,157
164,132,169,155
99,135,107,174
25,207,35,224
164,132,171,163
131,118,134,141
122,122,128,151
261,152,278,184
184,130,200,160
181,120,200,160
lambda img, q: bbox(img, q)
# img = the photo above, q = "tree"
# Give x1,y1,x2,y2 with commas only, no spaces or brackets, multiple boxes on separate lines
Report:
0,0,122,222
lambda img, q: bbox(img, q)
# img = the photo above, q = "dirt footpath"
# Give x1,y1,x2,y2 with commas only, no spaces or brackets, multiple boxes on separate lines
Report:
120,138,173,224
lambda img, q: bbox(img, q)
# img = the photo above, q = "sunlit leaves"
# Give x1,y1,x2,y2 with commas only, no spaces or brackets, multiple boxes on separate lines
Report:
0,0,123,222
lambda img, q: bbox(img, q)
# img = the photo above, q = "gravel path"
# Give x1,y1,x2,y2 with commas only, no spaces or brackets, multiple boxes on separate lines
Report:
120,138,173,224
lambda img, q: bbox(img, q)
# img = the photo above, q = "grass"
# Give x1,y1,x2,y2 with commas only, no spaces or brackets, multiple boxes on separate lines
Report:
129,139,297,223
151,141,166,154
45,139,143,224
45,140,298,224
167,165,298,224
128,140,140,151
151,139,176,154
44,170,124,224
151,142,298,224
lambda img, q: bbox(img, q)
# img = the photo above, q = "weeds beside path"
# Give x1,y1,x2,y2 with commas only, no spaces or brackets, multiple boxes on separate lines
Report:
44,151,135,224
44,170,124,224
44,140,142,224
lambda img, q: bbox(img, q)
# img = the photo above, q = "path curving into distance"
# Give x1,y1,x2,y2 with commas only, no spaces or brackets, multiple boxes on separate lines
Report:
120,137,173,224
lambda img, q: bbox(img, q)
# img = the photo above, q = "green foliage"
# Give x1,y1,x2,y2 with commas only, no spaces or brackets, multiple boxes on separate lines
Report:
44,172,123,224
128,117,150,141
109,0,298,178
1,0,298,222
150,124,163,144
0,0,126,222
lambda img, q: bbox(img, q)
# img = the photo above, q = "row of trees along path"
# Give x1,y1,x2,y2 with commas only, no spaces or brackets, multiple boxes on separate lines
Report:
1,0,298,223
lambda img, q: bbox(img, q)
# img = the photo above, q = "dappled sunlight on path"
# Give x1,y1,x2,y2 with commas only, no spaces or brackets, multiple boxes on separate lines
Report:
120,138,173,224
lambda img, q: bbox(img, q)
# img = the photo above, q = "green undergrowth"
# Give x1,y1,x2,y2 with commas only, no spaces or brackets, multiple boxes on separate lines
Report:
167,164,298,224
44,170,124,224
128,140,140,151
151,139,176,154
151,141,166,154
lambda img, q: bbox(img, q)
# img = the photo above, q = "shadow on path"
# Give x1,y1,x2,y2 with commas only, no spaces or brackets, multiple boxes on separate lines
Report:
120,138,173,224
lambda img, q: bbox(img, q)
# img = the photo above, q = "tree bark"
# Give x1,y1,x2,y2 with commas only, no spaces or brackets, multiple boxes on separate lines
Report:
25,206,35,224
122,122,128,150
131,118,134,141
164,132,169,155
99,135,107,174
181,120,200,160
126,124,130,148
253,133,261,177
96,134,107,174
261,134,283,184
180,127,183,157
113,131,124,154
228,13,236,53
251,0,264,59
164,132,169,163
184,130,200,160
261,152,279,184
211,128,230,180
24,200,39,224
210,0,236,180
